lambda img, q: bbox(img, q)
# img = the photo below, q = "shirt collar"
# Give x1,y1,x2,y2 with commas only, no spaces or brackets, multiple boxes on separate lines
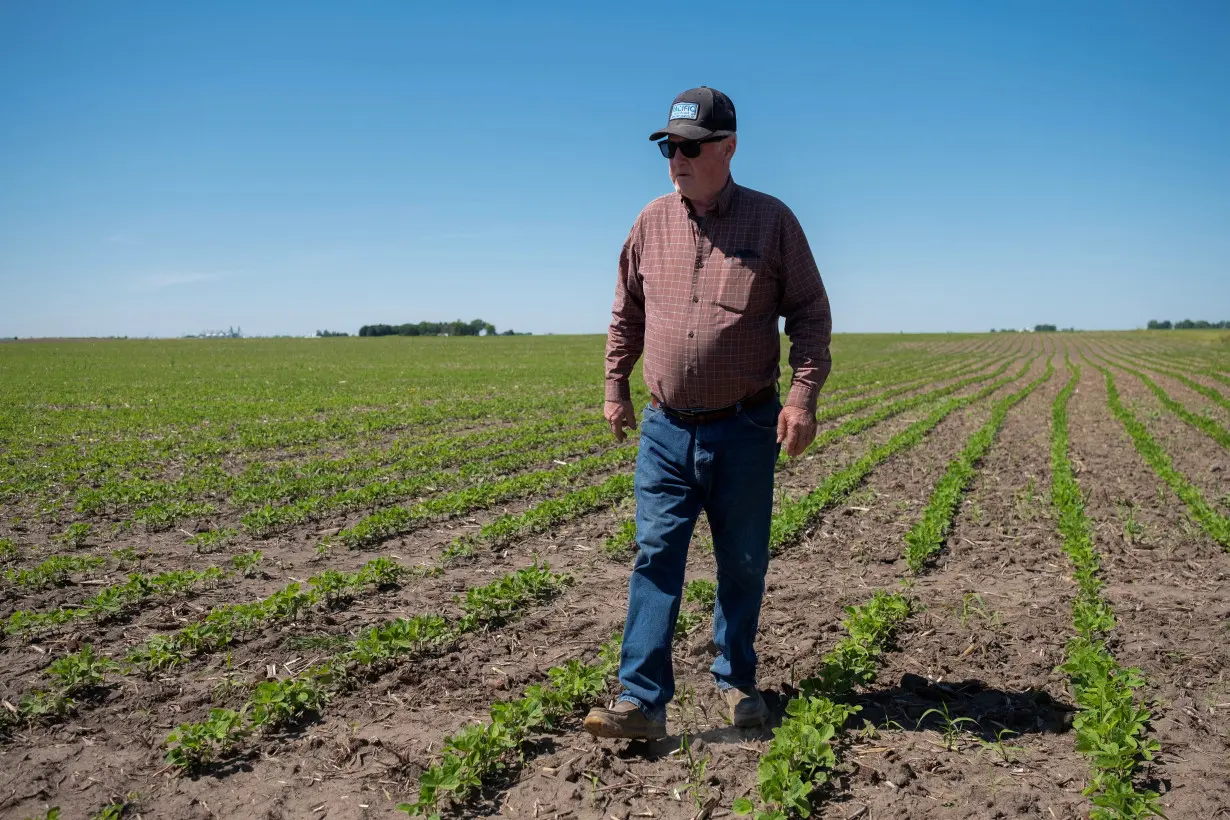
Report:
679,175,737,218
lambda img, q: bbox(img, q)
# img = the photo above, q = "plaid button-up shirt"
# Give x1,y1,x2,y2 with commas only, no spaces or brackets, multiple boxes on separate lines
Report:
605,176,832,414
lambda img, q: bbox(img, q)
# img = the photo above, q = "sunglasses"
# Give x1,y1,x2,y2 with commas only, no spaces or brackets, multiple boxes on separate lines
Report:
658,136,727,159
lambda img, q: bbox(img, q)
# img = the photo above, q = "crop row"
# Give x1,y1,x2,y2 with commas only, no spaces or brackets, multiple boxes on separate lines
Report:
82,414,603,521
0,556,411,735
1111,347,1230,396
810,351,1015,427
904,357,1055,572
163,562,569,771
786,353,1022,464
326,444,638,550
49,355,981,536
442,473,634,560
770,357,1037,551
1050,359,1165,818
1087,359,1229,549
400,635,623,818
734,591,912,819
426,355,1029,567
5,562,235,637
1091,352,1229,448
241,429,618,538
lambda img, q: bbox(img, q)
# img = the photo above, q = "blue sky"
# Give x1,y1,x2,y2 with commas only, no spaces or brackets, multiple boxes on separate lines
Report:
1,0,1227,337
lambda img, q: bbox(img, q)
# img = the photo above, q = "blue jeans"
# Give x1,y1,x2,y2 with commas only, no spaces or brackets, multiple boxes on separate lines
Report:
617,396,781,722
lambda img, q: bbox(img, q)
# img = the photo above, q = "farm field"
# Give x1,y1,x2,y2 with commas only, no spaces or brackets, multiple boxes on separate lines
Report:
0,331,1227,820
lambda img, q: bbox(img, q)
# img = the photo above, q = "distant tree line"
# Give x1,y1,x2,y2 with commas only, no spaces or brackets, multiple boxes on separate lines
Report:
1146,319,1229,330
358,319,528,337
316,329,350,337
990,325,1077,333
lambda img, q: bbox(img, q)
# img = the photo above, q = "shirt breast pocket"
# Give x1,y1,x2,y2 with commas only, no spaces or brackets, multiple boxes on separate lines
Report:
714,257,777,315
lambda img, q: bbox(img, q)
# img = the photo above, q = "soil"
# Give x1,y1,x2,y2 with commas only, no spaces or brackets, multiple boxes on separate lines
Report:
3,335,1229,819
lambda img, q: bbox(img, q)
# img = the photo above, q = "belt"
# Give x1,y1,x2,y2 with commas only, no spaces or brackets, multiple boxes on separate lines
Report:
650,384,777,425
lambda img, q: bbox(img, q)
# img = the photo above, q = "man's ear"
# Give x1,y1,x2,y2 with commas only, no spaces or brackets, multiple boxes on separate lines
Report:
726,135,738,160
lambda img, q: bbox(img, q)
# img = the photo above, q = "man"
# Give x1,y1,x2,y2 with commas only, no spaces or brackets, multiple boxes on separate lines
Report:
583,87,832,740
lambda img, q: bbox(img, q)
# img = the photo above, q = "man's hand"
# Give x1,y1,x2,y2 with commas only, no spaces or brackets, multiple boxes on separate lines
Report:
777,405,817,458
605,399,638,442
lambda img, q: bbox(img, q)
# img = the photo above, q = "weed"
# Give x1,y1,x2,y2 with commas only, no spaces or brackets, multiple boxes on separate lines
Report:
1118,503,1145,545
0,537,18,562
678,730,711,810
977,727,1020,764
917,701,977,750
958,593,1001,629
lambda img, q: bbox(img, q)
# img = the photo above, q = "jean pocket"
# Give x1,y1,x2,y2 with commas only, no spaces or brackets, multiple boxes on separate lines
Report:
739,400,781,432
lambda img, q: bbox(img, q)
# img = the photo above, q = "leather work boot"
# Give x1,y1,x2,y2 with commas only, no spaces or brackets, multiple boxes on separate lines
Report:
583,700,667,740
723,686,769,727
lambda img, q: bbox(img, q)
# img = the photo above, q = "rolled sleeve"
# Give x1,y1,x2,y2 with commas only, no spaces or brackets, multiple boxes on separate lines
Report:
777,209,832,415
604,229,645,403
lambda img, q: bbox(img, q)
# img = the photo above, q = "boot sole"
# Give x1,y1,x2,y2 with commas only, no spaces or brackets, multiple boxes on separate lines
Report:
732,710,769,728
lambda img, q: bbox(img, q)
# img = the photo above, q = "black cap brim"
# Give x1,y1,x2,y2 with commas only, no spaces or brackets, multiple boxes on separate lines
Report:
648,122,735,141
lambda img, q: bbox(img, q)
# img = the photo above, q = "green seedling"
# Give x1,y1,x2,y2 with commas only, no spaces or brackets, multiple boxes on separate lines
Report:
46,645,116,694
6,555,105,589
110,546,141,564
684,578,717,609
602,518,637,559
165,708,248,771
737,590,911,820
0,537,18,562
249,676,329,729
125,635,187,677
675,608,704,638
187,527,238,553
91,793,138,820
230,550,263,577
58,522,92,548
308,569,357,607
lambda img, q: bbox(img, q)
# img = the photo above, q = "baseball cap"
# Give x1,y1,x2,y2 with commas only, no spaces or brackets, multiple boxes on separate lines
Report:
649,86,737,141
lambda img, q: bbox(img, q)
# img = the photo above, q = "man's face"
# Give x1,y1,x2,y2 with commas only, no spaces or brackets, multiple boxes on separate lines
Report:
668,134,737,204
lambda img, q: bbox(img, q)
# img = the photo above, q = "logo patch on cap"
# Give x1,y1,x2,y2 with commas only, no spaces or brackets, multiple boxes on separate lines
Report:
669,102,699,121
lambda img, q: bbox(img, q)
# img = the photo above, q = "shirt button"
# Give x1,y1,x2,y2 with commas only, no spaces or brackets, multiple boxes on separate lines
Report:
687,331,694,338
692,295,699,303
